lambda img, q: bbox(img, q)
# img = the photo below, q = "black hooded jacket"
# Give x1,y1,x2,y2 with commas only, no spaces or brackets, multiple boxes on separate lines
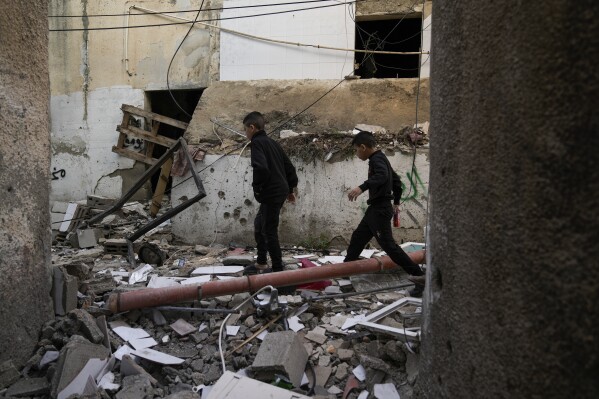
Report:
250,131,298,203
358,150,403,205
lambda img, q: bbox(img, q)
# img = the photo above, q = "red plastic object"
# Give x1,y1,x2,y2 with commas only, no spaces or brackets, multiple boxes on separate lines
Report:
296,258,332,290
393,208,401,228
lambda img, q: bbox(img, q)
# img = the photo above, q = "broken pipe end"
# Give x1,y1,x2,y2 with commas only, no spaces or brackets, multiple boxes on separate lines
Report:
107,292,120,313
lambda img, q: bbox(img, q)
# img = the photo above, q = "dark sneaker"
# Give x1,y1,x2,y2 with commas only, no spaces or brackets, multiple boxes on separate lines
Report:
243,264,272,275
408,284,424,298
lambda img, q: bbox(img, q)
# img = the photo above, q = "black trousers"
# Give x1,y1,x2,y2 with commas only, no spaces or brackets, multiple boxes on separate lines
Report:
254,201,285,272
344,202,423,276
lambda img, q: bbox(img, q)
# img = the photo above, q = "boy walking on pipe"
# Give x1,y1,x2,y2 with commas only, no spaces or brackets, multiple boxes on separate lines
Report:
345,131,425,297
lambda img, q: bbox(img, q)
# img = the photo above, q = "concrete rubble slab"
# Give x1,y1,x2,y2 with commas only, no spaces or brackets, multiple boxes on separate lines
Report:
74,229,99,249
222,255,254,266
5,377,50,397
52,266,78,316
0,360,21,389
129,337,158,350
109,320,150,341
120,355,158,384
250,331,309,388
115,374,154,399
206,371,310,399
69,309,104,344
51,336,111,398
191,266,245,275
57,355,114,399
305,326,328,345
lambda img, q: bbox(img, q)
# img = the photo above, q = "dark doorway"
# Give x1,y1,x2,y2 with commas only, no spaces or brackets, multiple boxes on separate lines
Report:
355,17,422,79
145,89,204,194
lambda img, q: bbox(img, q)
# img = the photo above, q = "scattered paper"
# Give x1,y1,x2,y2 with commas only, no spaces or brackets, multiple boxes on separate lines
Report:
113,345,135,361
109,321,150,341
374,383,400,399
170,319,197,336
128,337,158,350
162,335,170,344
352,365,366,381
287,316,305,332
360,249,376,258
132,348,185,365
226,326,240,336
128,264,153,284
358,391,370,399
191,266,244,275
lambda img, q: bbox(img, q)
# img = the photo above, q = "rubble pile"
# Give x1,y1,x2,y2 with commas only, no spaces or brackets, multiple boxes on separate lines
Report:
2,198,424,399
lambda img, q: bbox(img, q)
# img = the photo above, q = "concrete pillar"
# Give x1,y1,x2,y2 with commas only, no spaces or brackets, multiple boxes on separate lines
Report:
0,2,53,365
420,1,599,398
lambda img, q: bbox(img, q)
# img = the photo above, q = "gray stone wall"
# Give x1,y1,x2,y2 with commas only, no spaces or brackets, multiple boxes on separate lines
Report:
419,1,599,398
0,1,53,365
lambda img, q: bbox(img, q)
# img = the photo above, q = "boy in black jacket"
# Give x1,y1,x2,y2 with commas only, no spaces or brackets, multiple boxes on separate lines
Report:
345,131,425,297
243,112,298,275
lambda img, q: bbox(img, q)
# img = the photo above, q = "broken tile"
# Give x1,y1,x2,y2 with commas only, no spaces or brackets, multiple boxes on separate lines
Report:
170,319,196,336
352,365,366,381
128,337,158,350
226,325,240,336
57,356,113,399
317,256,345,264
313,366,331,387
120,355,158,384
328,385,342,395
147,276,180,288
324,286,342,295
337,349,354,361
180,275,211,285
358,391,370,399
191,266,244,275
335,363,349,380
132,348,185,365
318,355,331,367
128,264,153,285
287,316,305,332
208,371,310,399
359,249,376,258
114,345,135,361
109,321,150,341
305,327,327,345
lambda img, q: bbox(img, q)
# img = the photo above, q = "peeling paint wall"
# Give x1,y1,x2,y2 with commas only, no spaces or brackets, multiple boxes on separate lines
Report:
172,152,429,246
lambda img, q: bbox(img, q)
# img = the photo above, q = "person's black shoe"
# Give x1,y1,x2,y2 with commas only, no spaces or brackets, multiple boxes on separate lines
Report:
408,284,424,298
243,264,272,275
277,285,296,295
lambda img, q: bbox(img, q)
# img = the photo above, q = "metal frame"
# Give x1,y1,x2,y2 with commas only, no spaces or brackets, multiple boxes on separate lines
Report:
83,138,206,267
352,297,422,342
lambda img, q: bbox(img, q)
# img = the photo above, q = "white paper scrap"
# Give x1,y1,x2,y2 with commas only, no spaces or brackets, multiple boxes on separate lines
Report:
374,383,400,399
147,276,180,288
293,254,316,259
226,325,240,336
287,316,305,332
128,264,153,285
113,345,135,361
358,391,370,399
318,256,345,264
132,348,185,365
360,249,376,258
257,330,268,341
352,365,366,381
128,337,158,350
109,321,150,341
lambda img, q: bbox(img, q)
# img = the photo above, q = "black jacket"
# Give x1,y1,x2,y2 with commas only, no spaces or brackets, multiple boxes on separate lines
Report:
358,150,402,205
250,131,298,203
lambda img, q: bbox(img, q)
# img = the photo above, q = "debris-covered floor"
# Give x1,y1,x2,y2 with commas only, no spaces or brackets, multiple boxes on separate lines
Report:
1,199,425,399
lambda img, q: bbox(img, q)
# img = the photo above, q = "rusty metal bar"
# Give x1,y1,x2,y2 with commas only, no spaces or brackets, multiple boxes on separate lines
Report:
106,250,426,313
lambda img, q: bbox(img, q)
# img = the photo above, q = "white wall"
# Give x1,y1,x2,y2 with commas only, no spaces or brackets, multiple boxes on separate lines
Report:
50,87,144,201
220,0,355,80
420,14,432,79
172,151,429,246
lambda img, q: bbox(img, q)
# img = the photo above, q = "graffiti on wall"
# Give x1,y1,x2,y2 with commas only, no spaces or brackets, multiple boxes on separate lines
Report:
51,167,66,180
401,167,427,202
123,137,145,152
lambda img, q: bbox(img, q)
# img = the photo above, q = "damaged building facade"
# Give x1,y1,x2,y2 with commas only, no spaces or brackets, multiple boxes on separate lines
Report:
48,0,433,245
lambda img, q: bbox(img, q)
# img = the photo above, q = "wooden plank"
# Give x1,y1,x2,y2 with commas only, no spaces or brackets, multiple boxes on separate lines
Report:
116,111,131,149
121,104,189,130
116,125,177,148
145,121,160,164
150,157,173,217
112,146,157,165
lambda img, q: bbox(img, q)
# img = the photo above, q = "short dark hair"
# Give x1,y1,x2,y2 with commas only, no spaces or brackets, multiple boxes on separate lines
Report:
351,131,376,148
243,112,265,130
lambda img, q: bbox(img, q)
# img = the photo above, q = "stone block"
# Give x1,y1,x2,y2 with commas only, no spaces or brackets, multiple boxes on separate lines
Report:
0,360,20,389
68,309,104,344
222,255,254,266
250,331,308,388
115,374,153,399
5,377,50,397
52,266,78,316
75,229,99,249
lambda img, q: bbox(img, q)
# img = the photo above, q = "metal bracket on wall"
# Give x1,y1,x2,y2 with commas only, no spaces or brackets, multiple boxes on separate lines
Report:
82,138,206,268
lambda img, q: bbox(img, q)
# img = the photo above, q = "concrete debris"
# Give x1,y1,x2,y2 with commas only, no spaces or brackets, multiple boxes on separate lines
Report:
5,377,50,397
36,203,423,398
0,360,21,389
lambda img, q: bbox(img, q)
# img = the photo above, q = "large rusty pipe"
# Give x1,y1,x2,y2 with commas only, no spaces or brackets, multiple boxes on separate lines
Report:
107,250,425,313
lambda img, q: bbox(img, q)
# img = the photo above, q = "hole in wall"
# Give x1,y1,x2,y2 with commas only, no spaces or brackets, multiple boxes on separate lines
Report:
239,218,247,226
355,16,422,78
223,212,231,219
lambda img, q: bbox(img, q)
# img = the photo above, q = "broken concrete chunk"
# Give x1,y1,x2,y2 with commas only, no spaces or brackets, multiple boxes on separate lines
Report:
305,326,327,345
70,229,99,249
52,266,78,316
120,355,158,385
194,245,211,255
222,255,254,266
115,374,154,399
335,362,349,380
337,348,354,361
250,331,308,388
0,360,21,389
280,130,300,139
355,124,387,134
6,377,50,397
68,309,104,344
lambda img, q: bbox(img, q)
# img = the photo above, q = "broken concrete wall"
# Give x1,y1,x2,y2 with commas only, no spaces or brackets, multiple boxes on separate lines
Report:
0,1,53,365
420,0,599,398
48,0,222,202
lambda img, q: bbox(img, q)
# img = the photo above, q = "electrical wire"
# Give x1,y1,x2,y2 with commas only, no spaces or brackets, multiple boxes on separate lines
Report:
48,0,361,18
48,1,358,32
219,285,275,373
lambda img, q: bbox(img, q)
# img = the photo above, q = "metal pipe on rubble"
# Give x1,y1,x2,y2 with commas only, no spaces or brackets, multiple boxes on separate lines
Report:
106,250,426,313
